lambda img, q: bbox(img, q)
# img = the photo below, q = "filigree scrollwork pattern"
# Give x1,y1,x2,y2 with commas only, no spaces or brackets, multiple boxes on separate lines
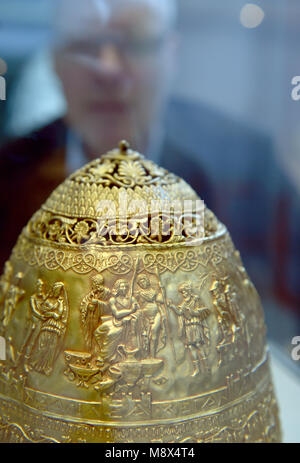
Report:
26,209,212,247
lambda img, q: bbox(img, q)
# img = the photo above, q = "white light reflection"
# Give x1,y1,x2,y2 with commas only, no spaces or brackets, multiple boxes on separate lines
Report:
240,3,265,29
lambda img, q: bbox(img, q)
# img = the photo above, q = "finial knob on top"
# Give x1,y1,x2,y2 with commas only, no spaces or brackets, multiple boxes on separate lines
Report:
119,140,130,154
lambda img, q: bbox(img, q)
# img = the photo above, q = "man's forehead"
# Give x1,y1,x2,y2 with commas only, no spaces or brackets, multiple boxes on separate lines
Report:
54,0,176,43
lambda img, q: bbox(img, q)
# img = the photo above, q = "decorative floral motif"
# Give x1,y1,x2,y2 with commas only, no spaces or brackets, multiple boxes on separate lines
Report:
73,221,90,244
142,160,165,178
89,161,114,178
66,147,179,190
46,219,67,243
48,221,62,239
118,160,146,180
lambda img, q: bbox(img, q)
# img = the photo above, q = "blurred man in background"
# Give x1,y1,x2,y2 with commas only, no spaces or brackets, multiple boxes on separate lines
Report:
0,0,299,321
53,0,177,159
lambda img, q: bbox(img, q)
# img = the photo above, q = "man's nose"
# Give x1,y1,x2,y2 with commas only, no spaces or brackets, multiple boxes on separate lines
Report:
97,44,124,74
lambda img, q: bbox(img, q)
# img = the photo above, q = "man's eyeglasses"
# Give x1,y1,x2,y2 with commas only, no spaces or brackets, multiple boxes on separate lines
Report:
58,35,167,64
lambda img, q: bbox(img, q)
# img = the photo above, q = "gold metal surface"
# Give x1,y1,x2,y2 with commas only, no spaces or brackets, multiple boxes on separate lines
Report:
0,141,281,442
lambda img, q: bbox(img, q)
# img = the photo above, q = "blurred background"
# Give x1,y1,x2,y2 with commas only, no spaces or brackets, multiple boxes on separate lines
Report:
0,0,299,441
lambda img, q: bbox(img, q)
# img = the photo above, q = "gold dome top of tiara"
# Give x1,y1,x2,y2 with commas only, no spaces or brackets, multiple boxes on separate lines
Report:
26,141,220,247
